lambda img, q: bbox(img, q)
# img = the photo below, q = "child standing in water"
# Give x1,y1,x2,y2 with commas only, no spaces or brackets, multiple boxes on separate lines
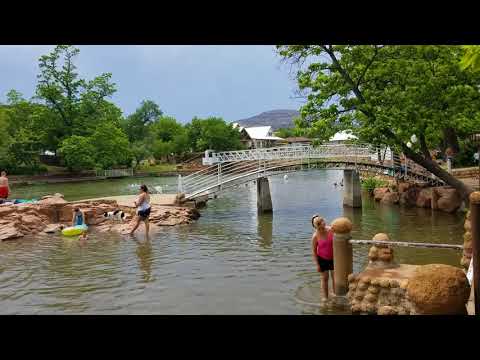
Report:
72,207,85,226
311,215,335,300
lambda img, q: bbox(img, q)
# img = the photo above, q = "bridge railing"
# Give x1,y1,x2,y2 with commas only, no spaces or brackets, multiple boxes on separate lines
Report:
181,144,443,198
96,168,134,178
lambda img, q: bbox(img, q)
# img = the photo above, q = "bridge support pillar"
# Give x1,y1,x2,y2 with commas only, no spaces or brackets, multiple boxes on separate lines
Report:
257,177,273,213
343,169,362,208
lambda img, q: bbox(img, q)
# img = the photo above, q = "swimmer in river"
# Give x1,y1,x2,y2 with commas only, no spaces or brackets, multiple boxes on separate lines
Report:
311,215,335,301
78,230,88,241
334,182,337,187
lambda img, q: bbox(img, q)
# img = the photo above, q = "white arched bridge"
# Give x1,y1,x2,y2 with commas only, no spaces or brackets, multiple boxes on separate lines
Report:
177,143,443,210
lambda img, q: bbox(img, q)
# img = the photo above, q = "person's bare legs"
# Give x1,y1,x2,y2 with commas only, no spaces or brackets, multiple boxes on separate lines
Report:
129,216,141,235
144,219,149,238
321,271,329,300
330,270,336,295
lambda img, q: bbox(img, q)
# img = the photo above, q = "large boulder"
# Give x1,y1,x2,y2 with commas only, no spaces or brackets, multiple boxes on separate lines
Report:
381,192,399,205
374,187,390,202
398,182,411,194
406,264,470,315
416,188,432,208
399,186,420,207
433,187,462,213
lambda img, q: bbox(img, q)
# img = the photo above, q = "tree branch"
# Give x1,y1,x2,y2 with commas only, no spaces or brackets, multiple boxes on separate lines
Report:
356,45,380,88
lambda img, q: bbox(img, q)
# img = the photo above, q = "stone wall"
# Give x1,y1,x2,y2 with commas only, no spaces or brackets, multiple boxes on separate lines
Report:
347,233,470,315
373,183,463,213
461,211,473,270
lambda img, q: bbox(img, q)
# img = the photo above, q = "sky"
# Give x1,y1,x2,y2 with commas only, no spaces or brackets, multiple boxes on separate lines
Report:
0,45,303,123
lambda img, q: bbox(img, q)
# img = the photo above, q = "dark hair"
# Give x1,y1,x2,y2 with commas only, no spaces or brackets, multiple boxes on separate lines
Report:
140,184,148,193
74,207,79,212
0,170,6,175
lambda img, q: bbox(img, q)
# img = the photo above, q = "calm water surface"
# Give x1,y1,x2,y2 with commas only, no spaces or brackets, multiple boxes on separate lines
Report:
1,171,464,314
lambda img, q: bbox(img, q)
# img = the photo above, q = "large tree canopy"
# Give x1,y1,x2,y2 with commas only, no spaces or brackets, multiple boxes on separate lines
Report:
277,45,480,199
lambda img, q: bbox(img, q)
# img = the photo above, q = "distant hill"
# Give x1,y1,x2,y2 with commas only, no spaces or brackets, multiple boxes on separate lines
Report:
234,109,299,131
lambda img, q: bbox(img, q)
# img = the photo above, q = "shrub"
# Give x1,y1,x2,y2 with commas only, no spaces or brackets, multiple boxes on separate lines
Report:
362,177,388,195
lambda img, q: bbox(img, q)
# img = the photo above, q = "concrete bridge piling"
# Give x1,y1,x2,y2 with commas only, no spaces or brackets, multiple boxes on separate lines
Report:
257,177,273,213
343,169,362,208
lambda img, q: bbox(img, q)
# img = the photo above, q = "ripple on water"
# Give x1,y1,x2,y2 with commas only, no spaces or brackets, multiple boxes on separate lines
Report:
0,171,466,314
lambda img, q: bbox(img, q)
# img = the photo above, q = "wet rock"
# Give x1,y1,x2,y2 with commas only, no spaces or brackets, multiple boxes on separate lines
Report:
381,192,399,205
378,306,397,315
398,182,411,194
399,186,420,207
406,264,470,315
374,187,390,202
416,188,432,208
43,224,64,234
432,187,462,213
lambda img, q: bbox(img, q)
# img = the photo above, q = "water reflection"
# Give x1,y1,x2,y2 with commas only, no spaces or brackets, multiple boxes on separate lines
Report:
257,213,273,249
0,170,466,314
135,239,153,283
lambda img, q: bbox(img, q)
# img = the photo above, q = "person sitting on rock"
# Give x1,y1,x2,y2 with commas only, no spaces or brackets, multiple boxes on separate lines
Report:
0,170,10,200
72,207,85,226
311,215,335,301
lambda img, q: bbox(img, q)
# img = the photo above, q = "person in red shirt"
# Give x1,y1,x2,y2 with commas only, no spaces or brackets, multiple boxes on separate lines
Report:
311,215,335,300
0,170,10,200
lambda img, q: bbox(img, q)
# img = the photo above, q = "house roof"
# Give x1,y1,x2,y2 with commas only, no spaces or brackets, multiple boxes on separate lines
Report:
329,131,358,142
244,126,284,141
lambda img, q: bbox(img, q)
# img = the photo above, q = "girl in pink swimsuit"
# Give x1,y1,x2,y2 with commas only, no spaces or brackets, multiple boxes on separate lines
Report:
311,215,335,300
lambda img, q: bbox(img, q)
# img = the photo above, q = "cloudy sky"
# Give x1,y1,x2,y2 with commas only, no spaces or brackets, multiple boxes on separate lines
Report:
0,45,303,122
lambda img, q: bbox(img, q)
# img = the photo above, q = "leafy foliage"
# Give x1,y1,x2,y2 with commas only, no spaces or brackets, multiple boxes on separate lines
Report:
59,136,96,171
361,177,388,195
277,45,480,198
186,117,244,152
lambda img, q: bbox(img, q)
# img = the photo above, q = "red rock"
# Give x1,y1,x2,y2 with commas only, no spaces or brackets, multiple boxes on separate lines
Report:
381,192,399,205
374,187,390,202
433,187,462,213
416,188,432,208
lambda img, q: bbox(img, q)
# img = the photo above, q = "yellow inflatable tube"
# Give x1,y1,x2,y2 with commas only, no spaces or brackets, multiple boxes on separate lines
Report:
62,224,88,236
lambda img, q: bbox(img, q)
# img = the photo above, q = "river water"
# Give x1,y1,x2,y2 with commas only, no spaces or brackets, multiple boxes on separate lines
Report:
0,171,465,314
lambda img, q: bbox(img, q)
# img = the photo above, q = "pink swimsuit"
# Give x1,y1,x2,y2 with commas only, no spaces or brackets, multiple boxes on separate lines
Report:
316,230,334,260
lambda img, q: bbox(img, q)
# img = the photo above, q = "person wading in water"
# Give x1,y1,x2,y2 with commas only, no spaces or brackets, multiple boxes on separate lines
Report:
0,170,11,200
129,184,151,237
72,207,85,226
311,215,335,301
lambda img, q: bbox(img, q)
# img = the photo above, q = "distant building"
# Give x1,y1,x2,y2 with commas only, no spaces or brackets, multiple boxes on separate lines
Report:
239,126,285,149
283,137,312,146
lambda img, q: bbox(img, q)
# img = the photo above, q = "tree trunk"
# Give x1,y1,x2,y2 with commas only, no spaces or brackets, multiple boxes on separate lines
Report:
443,127,460,155
402,144,473,200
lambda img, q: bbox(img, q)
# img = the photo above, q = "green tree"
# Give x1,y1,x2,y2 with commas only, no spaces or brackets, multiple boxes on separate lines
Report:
461,45,480,72
35,45,117,141
124,100,163,142
149,116,183,142
0,108,13,169
274,127,295,138
89,122,131,169
59,136,96,171
186,117,243,152
277,45,480,199
151,140,175,159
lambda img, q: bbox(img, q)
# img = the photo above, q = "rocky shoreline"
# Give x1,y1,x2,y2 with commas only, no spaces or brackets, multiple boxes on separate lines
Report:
0,193,200,242
372,182,463,213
